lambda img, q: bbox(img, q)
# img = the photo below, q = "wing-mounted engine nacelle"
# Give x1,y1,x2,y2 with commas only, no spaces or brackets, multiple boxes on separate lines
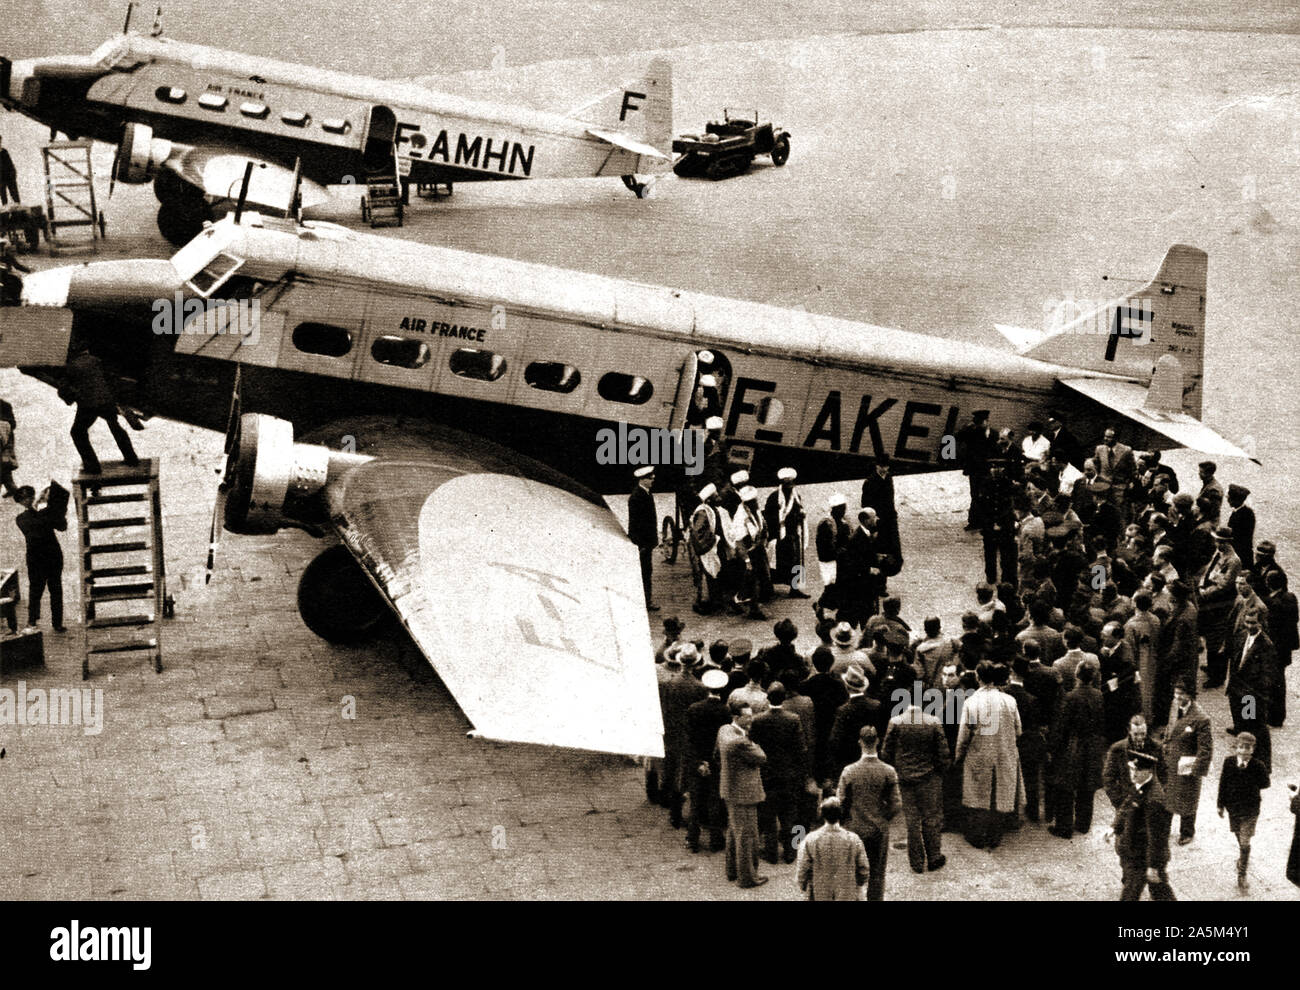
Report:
115,122,175,184
222,413,370,535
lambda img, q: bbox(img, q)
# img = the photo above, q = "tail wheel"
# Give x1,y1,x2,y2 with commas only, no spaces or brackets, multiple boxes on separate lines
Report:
771,137,790,166
660,516,680,564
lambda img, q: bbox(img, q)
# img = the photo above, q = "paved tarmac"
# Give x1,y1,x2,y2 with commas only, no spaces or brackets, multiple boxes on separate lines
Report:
1,9,1298,899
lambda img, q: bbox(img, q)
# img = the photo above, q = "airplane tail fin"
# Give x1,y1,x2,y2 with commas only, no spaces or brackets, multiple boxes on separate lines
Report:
998,245,1208,418
568,58,674,156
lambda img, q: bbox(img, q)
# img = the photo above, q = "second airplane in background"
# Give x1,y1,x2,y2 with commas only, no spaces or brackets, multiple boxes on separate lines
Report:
0,20,673,243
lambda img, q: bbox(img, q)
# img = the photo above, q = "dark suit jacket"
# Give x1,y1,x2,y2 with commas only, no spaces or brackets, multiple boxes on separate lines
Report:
686,696,731,766
828,694,881,778
716,724,766,805
627,485,659,549
1216,756,1269,817
881,711,951,782
749,707,808,791
838,527,878,598
860,472,897,521
1114,777,1172,869
1103,737,1165,809
1052,685,1106,790
802,672,849,778
1004,683,1045,762
1229,505,1256,571
1024,662,1062,729
1226,631,1276,721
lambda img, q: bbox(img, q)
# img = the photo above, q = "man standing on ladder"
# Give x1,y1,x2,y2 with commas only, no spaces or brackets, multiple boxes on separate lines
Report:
59,347,141,474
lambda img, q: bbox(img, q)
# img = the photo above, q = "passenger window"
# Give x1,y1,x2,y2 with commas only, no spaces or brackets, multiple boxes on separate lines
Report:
449,348,507,382
281,110,311,127
240,102,270,119
321,118,351,135
155,86,186,104
198,93,228,111
755,396,784,427
293,322,353,358
524,361,581,394
371,336,431,369
598,372,653,405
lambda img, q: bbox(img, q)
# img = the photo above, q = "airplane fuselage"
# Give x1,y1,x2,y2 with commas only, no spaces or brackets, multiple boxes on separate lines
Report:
12,217,1163,498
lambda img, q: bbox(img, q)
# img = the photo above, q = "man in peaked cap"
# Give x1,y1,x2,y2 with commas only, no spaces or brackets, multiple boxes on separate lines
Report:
765,467,810,598
956,410,995,530
628,465,660,611
1112,748,1176,900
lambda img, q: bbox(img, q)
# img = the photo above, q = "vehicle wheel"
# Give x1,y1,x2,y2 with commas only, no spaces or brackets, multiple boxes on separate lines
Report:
661,516,680,564
154,169,185,204
771,136,790,166
156,199,206,246
298,544,388,643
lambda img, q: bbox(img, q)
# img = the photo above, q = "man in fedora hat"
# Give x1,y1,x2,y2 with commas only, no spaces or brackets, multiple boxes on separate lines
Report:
956,409,995,530
827,665,880,784
628,465,660,611
661,643,708,828
765,467,810,598
1162,680,1212,844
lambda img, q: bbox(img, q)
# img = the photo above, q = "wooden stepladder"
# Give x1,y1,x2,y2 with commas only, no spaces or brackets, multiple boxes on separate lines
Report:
41,140,105,255
73,459,165,679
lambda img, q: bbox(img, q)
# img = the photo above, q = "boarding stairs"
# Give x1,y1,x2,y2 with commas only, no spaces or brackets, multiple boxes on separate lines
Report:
360,158,405,228
41,141,105,255
72,459,165,679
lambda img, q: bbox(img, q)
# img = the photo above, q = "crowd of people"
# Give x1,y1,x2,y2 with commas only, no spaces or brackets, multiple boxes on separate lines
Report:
638,410,1300,900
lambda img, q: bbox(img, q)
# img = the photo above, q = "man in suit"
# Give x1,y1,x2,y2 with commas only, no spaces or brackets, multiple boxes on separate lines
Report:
802,646,849,782
1156,582,1199,726
956,409,995,530
1049,661,1107,837
1046,414,1082,469
627,466,660,611
1216,732,1270,890
764,467,810,598
660,646,707,829
837,725,902,900
749,682,809,864
716,698,769,887
1226,609,1275,771
1094,427,1136,516
1098,621,1140,743
61,348,141,475
978,459,1019,586
1103,714,1164,809
14,485,67,632
685,668,732,854
1162,681,1213,844
795,797,868,901
1197,526,1242,688
1006,657,1046,823
815,494,851,620
1264,570,1297,727
827,665,881,785
1226,485,1255,572
1112,751,1176,900
837,508,880,629
860,454,901,566
882,684,950,872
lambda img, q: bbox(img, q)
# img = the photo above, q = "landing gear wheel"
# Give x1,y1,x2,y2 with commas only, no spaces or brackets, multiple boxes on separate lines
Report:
660,516,680,564
298,544,388,643
156,197,207,246
154,169,185,204
771,136,790,166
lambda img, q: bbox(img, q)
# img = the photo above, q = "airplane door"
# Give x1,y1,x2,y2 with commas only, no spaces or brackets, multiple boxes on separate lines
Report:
668,350,698,432
363,105,398,173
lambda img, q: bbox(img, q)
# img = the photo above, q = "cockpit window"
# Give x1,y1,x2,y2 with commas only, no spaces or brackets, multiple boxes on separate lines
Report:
186,251,245,298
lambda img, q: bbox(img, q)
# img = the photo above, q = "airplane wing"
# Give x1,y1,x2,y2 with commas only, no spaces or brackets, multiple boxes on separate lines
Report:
318,424,664,757
165,145,330,210
1059,377,1258,463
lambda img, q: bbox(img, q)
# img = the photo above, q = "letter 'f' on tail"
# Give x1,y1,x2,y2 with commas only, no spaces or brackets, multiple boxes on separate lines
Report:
568,59,674,157
998,245,1208,418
